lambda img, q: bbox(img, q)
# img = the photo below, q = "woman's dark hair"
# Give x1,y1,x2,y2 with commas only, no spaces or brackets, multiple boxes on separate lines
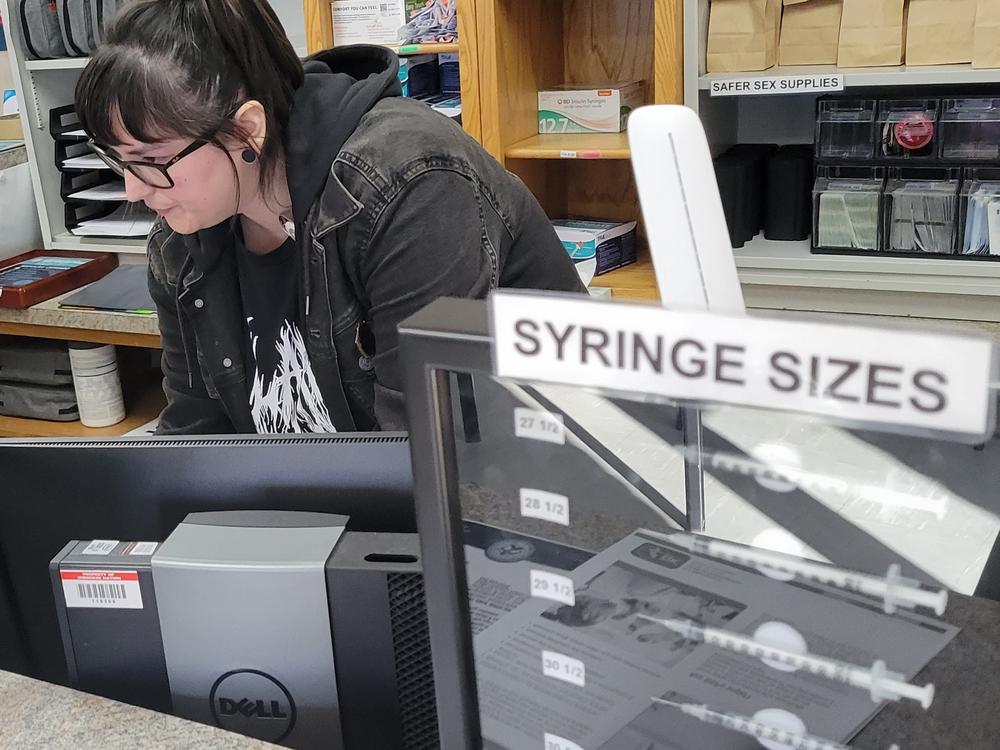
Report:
75,0,304,194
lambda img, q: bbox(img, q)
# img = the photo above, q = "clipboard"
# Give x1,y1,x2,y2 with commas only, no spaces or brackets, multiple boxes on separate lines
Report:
0,250,118,309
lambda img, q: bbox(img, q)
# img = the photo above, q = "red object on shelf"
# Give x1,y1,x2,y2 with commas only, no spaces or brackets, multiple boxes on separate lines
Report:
0,250,118,309
894,114,935,151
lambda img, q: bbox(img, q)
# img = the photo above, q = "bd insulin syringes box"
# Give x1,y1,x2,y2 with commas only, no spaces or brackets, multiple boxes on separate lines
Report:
538,82,644,134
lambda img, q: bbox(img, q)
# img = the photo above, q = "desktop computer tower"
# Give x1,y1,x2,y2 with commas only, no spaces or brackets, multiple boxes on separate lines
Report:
51,512,439,750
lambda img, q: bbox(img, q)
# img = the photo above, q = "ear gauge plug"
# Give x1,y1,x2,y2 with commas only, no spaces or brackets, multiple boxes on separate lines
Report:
241,148,257,164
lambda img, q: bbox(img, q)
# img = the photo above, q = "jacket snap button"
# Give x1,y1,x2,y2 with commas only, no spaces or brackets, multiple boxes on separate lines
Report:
194,298,204,309
222,357,233,368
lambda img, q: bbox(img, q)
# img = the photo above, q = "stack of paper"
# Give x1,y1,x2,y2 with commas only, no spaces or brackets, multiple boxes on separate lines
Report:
71,204,155,238
62,154,107,170
68,181,128,201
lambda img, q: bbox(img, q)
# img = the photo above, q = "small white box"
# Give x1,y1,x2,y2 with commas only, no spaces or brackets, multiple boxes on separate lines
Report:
538,82,644,134
331,0,405,46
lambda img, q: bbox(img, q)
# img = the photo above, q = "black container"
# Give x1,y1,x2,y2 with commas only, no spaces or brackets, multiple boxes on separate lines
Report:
765,145,814,241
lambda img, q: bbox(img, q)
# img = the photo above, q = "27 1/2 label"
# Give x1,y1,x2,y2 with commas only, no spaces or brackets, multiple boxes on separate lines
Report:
520,488,570,526
530,569,575,606
542,651,586,687
514,408,566,444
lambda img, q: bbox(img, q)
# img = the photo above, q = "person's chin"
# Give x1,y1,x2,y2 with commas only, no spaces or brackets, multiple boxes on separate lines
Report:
162,211,195,235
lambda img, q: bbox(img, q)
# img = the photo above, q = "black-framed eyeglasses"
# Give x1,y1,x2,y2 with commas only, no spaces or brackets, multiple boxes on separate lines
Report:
88,136,214,190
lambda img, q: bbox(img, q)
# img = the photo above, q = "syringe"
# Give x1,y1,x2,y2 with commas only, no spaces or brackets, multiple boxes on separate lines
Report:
665,533,947,616
640,616,934,709
651,698,900,750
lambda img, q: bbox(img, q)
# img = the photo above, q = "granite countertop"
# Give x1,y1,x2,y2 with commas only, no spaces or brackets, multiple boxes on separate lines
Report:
0,274,160,338
0,670,280,749
0,144,27,171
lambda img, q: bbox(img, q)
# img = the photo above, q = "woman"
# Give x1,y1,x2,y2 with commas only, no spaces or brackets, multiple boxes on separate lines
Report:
75,0,584,435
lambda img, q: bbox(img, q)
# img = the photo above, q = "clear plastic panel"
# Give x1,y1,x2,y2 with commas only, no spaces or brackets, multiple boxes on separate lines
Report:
449,373,995,750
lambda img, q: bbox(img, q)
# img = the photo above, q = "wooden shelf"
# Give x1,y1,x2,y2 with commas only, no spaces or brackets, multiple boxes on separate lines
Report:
699,63,1000,93
0,374,164,438
591,256,660,301
505,133,631,160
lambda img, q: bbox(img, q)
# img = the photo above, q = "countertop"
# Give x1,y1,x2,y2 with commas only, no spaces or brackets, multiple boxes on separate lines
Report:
0,669,280,749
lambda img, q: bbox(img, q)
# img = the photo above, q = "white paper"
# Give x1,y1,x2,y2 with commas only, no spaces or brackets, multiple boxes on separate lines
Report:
515,408,566,445
72,204,155,237
530,569,576,606
62,154,108,170
709,74,844,97
490,291,995,438
68,181,128,201
470,529,958,750
520,488,570,526
989,201,1000,256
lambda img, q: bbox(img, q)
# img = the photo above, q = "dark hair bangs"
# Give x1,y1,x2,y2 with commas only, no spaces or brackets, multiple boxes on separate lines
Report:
77,48,232,148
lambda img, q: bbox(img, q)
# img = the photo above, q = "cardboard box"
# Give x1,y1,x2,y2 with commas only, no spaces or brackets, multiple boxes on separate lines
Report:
907,0,976,66
538,82,644,134
837,0,905,68
707,0,782,73
331,0,405,46
552,219,637,282
779,0,843,66
973,0,1000,69
0,116,22,141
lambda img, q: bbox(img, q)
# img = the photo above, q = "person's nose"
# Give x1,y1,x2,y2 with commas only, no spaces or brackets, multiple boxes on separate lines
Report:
124,170,154,203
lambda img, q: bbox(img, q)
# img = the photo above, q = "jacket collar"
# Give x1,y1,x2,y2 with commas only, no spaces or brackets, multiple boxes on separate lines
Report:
312,167,365,240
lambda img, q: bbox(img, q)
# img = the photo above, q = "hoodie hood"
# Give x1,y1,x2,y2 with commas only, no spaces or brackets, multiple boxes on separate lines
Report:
285,45,401,232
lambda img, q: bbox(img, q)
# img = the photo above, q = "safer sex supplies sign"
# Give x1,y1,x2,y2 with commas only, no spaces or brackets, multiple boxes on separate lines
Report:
489,291,996,439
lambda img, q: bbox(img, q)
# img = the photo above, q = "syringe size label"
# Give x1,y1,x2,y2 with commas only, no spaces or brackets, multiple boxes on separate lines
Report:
542,651,586,687
514,408,566,444
544,733,585,750
520,488,570,526
530,569,575,606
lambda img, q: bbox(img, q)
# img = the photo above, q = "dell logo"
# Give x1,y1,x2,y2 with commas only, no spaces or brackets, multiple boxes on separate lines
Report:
218,697,289,719
209,669,297,743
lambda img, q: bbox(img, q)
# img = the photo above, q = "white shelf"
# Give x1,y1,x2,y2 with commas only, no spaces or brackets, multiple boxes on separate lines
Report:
51,232,147,255
24,57,90,71
700,64,1000,92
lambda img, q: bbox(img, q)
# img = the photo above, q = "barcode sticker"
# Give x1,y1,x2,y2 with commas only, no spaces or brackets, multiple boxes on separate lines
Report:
559,150,578,159
128,542,158,556
514,408,565,445
61,570,143,609
520,488,570,526
82,540,119,555
530,569,575,606
545,734,585,750
542,651,585,687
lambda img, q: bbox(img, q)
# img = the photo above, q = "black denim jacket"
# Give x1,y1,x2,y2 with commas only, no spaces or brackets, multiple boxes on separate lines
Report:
148,94,584,434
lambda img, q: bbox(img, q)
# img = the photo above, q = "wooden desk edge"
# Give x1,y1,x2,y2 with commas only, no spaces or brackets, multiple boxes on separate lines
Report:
0,321,162,349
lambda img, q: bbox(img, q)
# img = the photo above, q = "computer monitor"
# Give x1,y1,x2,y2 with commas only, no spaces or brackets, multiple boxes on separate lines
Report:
0,433,414,684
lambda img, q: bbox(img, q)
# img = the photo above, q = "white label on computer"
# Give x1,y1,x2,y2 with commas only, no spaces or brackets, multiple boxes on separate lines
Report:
520,488,570,526
544,733,585,750
514,408,565,445
81,540,119,555
530,569,575,606
61,570,143,609
128,542,158,556
542,651,585,687
559,150,578,159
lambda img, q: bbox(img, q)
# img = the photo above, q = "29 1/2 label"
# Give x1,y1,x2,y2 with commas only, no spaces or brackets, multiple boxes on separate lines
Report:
542,651,586,687
544,733,584,750
520,488,570,526
514,408,566,444
530,569,575,606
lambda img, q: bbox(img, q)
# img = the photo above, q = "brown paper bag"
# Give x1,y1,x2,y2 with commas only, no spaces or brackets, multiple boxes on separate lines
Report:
707,0,783,73
837,0,905,67
779,0,843,66
906,0,976,65
974,0,1000,69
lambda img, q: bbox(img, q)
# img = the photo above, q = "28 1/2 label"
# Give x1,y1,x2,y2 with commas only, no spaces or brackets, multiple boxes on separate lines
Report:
520,488,570,526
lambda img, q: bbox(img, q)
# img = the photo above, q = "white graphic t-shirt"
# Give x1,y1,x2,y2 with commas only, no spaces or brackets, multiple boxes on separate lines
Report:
236,236,336,434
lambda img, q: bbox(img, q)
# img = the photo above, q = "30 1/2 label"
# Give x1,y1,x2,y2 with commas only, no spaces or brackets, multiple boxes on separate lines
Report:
520,488,570,526
514,408,566,444
544,733,585,750
542,651,586,687
530,569,575,606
